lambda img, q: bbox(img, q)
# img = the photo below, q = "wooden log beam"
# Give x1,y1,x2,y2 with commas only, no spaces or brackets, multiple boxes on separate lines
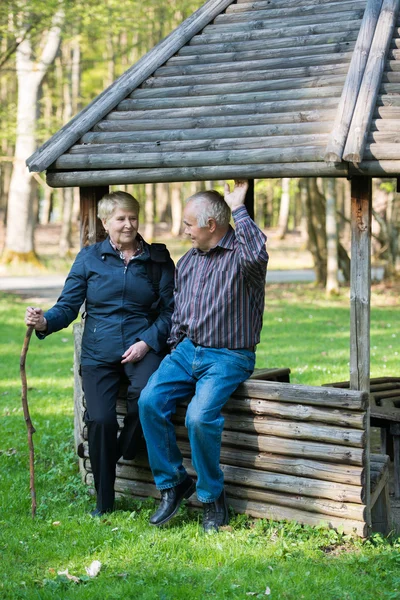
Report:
117,86,345,111
79,121,334,145
235,380,369,409
111,458,365,503
79,186,108,247
46,163,349,188
230,0,364,11
92,110,337,132
371,119,400,131
175,424,365,465
142,63,351,89
54,147,326,171
365,143,400,159
381,70,400,83
174,409,365,446
369,131,400,142
176,442,363,486
223,396,366,428
324,0,383,162
107,97,340,120
376,93,400,105
227,497,367,537
187,19,364,46
131,74,346,99
25,0,236,173
172,37,358,61
68,134,329,156
203,10,365,33
80,438,364,486
154,51,354,77
349,159,400,174
343,0,400,163
224,484,366,522
216,1,366,23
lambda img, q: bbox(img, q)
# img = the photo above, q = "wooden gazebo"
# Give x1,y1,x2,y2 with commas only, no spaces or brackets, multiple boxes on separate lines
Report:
27,0,400,536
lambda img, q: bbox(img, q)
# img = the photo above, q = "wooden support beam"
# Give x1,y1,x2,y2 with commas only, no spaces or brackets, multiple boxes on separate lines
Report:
324,0,383,163
79,186,109,247
343,0,400,163
54,146,326,171
26,0,235,173
350,176,372,531
46,162,349,188
350,176,371,393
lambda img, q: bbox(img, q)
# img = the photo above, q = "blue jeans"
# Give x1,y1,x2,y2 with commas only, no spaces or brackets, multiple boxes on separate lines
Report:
138,338,255,503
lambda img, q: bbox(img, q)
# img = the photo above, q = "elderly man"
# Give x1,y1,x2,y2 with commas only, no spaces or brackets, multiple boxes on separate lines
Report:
139,179,268,532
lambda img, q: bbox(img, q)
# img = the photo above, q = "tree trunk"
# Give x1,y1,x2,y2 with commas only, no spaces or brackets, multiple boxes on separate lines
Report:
277,178,290,239
2,12,63,264
59,41,74,257
325,178,339,296
170,182,182,237
305,178,327,285
143,183,155,241
155,182,170,223
59,188,74,257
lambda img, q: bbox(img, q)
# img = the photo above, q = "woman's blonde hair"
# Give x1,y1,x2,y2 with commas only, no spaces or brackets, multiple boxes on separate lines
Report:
98,191,140,222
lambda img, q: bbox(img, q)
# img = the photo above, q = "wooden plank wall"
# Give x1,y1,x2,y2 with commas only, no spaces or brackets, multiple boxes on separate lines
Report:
73,323,370,536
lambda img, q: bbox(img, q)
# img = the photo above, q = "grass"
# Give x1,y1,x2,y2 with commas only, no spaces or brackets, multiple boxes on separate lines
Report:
1,287,400,600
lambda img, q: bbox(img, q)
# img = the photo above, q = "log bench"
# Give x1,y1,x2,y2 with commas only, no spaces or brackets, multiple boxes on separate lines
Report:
324,377,400,499
73,323,391,537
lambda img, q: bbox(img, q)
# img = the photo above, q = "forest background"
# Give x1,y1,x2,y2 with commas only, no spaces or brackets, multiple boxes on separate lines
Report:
0,0,399,290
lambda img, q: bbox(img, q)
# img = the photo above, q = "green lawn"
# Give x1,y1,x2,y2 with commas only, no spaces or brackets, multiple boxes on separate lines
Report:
1,287,399,600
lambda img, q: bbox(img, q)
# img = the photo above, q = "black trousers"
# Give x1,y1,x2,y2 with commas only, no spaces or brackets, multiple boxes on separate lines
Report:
81,352,163,512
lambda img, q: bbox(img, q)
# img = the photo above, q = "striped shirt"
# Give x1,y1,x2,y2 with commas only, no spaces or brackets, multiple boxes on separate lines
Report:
169,205,268,349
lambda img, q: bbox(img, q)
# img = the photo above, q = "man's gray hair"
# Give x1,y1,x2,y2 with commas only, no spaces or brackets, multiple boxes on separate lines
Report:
186,190,231,228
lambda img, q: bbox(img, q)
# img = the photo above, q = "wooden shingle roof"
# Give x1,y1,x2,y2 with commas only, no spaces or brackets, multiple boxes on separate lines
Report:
27,0,400,186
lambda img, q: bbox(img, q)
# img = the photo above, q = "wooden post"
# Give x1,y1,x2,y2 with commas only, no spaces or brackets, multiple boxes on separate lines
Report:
350,175,372,530
79,186,109,247
244,179,255,220
350,177,371,392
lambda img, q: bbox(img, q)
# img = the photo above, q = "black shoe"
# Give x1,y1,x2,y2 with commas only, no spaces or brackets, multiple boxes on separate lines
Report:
90,507,113,518
150,476,195,526
77,442,85,459
202,489,229,533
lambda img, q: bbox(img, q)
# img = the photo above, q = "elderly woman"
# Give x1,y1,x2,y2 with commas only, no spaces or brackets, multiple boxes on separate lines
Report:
25,191,174,516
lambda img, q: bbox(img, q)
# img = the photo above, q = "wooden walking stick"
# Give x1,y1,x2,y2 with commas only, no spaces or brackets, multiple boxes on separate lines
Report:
20,324,37,518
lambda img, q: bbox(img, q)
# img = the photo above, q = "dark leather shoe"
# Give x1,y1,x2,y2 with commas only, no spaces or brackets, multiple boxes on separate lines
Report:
90,507,112,518
202,489,229,533
150,476,195,526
